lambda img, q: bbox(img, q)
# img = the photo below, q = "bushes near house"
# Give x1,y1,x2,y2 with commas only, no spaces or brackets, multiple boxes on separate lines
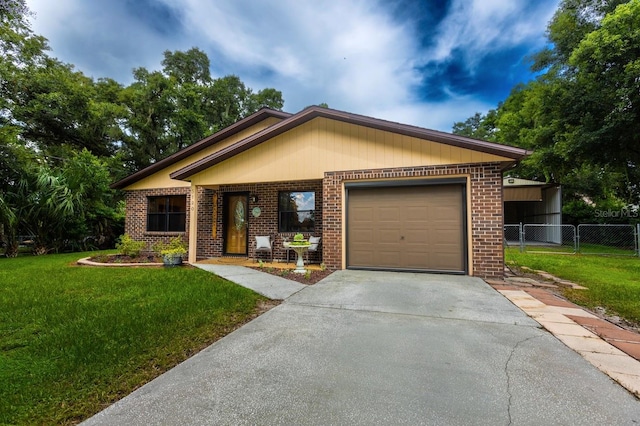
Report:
115,234,146,257
0,252,267,425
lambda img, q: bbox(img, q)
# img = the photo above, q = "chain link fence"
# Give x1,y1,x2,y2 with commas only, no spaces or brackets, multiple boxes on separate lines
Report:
577,224,638,255
503,224,522,249
523,224,576,254
504,223,640,256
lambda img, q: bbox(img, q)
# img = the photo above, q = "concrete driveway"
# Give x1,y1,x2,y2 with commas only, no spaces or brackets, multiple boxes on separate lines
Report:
83,270,640,425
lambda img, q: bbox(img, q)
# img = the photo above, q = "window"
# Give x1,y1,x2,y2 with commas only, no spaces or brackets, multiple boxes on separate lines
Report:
147,195,186,232
278,191,315,232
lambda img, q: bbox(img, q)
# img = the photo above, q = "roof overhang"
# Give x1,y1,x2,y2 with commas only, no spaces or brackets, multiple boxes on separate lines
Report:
111,108,292,189
503,177,560,201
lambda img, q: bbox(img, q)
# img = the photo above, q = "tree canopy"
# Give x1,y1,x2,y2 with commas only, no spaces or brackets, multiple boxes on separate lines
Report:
121,48,283,170
0,3,284,255
453,0,640,223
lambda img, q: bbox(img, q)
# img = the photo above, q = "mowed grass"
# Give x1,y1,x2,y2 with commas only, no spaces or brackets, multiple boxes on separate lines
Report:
0,252,266,425
505,248,640,323
518,242,636,256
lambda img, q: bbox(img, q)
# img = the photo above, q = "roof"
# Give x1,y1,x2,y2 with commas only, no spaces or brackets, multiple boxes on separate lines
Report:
503,177,558,188
111,108,292,189
114,106,532,188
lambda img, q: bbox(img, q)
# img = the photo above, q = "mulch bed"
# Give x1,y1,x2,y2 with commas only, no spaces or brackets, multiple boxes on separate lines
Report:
87,255,332,285
248,267,333,285
89,254,163,264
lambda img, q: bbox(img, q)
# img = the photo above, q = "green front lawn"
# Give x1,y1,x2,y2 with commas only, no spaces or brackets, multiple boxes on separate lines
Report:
505,248,640,324
0,252,266,425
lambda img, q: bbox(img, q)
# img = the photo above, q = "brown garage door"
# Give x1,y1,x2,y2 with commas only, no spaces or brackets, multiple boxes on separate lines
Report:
347,184,466,273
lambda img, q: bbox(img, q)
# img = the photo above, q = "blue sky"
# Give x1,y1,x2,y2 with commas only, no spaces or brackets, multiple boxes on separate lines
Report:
25,0,559,132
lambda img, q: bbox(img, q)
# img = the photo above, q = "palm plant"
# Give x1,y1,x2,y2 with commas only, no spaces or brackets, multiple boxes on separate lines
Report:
0,194,19,257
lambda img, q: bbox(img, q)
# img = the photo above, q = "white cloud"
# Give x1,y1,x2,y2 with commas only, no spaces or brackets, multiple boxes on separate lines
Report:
169,0,426,124
424,0,558,69
26,0,185,82
24,0,556,132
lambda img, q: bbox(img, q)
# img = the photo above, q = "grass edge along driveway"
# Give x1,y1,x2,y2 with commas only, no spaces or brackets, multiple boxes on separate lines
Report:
505,248,640,325
0,252,270,425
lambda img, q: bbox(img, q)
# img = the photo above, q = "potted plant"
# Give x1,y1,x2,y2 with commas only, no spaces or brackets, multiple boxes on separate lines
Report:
153,237,187,266
289,233,310,246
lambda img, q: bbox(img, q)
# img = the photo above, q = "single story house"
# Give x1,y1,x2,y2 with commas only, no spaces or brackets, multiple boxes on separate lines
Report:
112,106,530,278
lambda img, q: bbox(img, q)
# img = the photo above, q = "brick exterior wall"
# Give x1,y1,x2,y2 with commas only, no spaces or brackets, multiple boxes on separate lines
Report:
322,162,505,278
124,162,504,278
193,180,323,262
124,187,190,254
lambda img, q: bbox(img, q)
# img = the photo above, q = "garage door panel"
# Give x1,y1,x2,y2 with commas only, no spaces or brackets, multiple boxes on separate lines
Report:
378,231,399,245
405,253,433,268
351,205,373,218
404,206,428,221
349,229,374,241
432,229,461,244
378,207,401,221
404,229,429,243
377,224,401,235
351,250,402,268
347,184,465,273
433,252,462,270
350,252,373,266
376,250,401,266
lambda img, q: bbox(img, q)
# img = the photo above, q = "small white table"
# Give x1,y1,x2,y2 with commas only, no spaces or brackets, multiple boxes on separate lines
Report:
284,242,311,274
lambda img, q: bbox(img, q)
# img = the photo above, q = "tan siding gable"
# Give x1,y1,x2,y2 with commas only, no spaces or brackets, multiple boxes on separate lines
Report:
190,117,513,186
125,117,283,190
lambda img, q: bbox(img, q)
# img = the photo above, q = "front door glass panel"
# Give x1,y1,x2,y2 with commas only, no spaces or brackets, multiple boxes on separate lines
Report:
224,194,248,255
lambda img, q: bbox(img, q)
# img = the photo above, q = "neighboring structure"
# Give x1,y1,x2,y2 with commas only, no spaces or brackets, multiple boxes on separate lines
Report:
112,106,530,278
503,177,562,244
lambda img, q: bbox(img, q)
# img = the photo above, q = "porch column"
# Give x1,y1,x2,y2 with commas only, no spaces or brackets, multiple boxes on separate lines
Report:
188,184,198,264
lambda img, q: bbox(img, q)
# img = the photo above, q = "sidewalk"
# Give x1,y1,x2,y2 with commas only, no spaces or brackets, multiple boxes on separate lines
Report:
486,270,640,399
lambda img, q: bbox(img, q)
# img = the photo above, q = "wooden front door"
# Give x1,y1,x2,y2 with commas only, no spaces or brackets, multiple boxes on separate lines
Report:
224,193,249,255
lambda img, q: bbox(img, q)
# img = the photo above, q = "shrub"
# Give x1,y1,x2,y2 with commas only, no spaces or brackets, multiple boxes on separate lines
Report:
153,236,187,257
115,234,146,257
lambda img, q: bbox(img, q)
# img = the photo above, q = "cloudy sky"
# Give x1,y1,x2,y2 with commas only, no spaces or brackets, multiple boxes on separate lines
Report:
25,0,559,132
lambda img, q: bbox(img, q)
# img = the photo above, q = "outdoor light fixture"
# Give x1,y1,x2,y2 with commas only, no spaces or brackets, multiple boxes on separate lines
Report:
250,195,258,203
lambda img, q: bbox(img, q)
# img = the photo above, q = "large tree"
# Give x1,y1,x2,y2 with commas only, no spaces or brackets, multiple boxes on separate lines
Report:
0,4,286,253
0,3,127,253
1,0,127,161
121,48,284,170
453,0,640,221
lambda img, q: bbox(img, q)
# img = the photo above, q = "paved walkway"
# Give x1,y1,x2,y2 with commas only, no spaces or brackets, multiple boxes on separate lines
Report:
195,263,306,299
487,272,640,399
82,269,640,425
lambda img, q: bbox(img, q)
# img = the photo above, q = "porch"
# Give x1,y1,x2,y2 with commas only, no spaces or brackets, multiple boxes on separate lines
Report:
196,257,324,270
190,179,324,265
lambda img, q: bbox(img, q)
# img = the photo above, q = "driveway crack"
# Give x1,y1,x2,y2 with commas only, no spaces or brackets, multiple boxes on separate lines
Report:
505,335,542,425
